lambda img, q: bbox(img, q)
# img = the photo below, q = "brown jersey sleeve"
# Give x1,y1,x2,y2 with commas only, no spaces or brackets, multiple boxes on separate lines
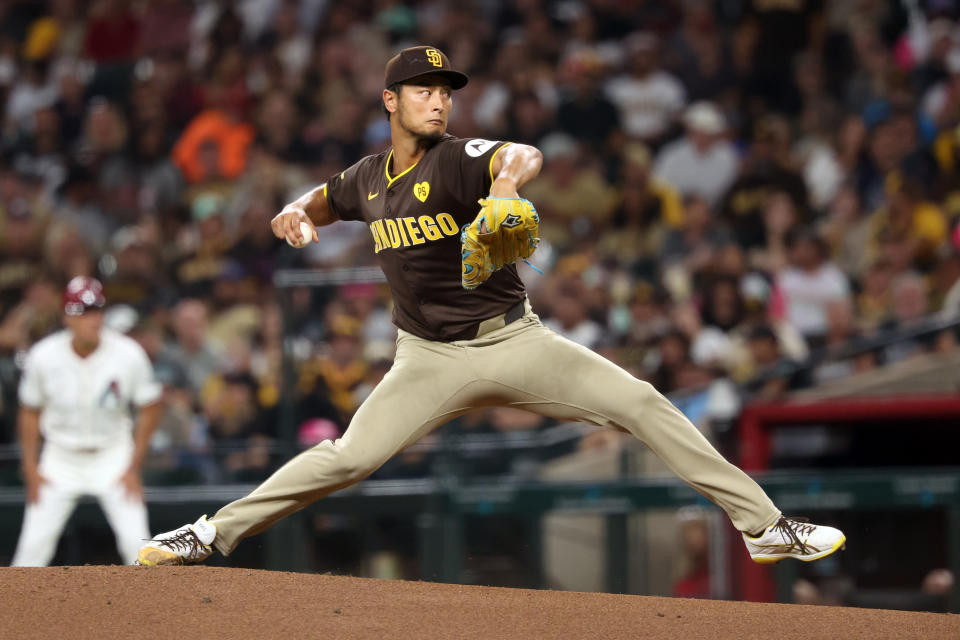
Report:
324,160,366,222
438,138,513,207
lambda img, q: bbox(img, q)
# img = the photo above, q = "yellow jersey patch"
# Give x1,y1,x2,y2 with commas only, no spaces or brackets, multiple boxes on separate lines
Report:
414,181,430,203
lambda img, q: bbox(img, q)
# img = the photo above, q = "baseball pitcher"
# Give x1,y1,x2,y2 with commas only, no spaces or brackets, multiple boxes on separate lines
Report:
12,276,162,566
139,47,844,568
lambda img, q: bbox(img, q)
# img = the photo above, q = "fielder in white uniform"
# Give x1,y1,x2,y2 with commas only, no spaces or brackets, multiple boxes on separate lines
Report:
11,276,162,566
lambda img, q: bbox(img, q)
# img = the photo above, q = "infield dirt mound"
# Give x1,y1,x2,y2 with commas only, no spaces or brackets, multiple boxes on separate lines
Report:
1,566,956,639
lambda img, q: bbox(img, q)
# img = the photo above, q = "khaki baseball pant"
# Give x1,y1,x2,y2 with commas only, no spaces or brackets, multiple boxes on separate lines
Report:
209,306,780,555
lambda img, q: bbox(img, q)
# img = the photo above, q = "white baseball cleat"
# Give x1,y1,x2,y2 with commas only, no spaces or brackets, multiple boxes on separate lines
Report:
743,517,846,564
136,515,216,566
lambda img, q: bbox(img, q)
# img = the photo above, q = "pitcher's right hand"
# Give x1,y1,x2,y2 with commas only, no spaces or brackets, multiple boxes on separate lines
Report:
271,208,319,246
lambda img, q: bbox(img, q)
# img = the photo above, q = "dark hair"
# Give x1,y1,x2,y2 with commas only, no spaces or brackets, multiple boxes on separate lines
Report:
784,225,828,257
747,324,778,344
700,274,745,332
383,83,400,120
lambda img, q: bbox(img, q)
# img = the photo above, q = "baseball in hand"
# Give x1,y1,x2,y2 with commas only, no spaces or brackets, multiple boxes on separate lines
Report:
287,221,315,248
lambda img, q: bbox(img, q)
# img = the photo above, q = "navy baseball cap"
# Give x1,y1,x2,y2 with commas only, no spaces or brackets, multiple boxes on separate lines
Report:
384,46,468,90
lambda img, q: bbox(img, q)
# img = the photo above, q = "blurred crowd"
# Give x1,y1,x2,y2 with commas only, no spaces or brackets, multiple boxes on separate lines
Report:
3,0,960,481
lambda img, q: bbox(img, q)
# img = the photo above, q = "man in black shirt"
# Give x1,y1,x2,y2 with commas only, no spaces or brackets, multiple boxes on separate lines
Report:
139,46,845,569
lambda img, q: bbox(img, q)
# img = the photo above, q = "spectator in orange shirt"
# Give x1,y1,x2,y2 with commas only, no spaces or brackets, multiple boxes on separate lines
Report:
172,83,255,184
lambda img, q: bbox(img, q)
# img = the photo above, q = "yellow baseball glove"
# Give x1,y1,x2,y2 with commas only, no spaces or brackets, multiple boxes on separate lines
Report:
461,197,540,290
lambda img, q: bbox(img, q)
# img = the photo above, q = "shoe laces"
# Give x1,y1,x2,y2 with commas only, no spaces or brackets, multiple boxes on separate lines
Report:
151,527,206,555
771,517,815,554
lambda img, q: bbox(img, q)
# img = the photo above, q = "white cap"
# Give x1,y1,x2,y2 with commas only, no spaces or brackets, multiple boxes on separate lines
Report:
741,272,771,302
103,304,139,333
683,101,726,135
691,327,732,366
539,132,578,161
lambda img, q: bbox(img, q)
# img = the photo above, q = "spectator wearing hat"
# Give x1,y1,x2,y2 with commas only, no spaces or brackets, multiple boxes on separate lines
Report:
298,315,369,422
653,101,737,208
556,49,621,153
604,31,687,144
160,298,223,396
720,114,809,250
774,227,851,347
521,133,618,250
101,225,164,310
599,143,684,271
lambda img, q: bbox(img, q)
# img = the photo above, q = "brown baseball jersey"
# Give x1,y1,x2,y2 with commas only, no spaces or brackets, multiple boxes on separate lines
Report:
324,135,525,341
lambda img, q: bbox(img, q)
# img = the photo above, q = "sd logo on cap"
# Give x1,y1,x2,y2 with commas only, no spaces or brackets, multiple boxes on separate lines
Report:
384,45,469,89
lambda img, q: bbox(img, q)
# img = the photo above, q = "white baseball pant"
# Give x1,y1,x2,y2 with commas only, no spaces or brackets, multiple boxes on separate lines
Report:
11,440,149,566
